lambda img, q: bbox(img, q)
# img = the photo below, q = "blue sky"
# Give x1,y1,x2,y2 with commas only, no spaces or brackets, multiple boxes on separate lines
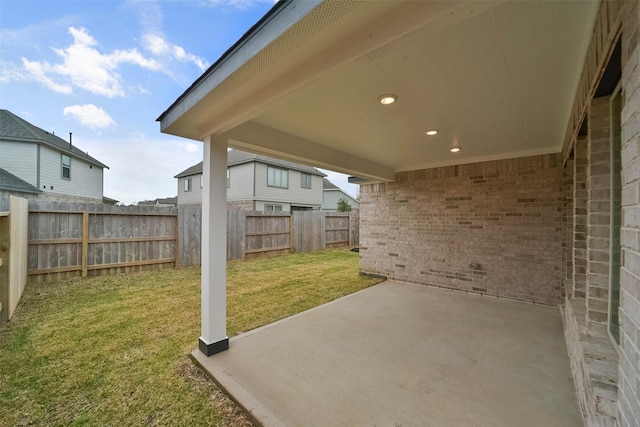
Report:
0,0,358,204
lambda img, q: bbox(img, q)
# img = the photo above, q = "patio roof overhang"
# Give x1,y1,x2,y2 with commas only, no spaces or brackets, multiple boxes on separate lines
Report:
159,0,599,182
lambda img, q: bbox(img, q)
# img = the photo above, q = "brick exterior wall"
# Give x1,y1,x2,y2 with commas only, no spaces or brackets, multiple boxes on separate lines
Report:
618,0,640,424
574,135,589,299
227,200,254,211
564,154,575,296
587,96,613,328
360,153,563,305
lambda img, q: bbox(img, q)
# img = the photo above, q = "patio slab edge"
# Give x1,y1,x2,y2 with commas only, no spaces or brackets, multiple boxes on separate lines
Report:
190,349,286,427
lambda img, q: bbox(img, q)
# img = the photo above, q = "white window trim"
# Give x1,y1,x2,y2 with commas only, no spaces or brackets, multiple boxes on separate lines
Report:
61,154,71,180
301,172,312,189
267,166,288,189
265,204,283,212
184,177,192,192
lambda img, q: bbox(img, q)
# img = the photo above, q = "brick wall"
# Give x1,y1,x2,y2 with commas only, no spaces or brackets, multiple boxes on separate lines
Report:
575,135,589,298
587,96,613,328
563,154,575,296
360,153,563,305
227,200,254,210
618,0,640,424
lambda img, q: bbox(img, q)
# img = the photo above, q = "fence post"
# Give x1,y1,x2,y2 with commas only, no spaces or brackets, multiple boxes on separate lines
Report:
174,215,180,268
289,213,294,253
0,212,8,323
81,211,89,277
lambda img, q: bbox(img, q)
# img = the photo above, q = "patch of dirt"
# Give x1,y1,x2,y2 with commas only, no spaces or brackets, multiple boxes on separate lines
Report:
178,359,254,427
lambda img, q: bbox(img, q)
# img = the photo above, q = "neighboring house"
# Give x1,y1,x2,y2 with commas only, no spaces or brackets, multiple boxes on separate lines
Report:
0,167,42,199
174,149,325,211
137,197,177,207
0,109,108,202
159,1,640,425
322,178,358,212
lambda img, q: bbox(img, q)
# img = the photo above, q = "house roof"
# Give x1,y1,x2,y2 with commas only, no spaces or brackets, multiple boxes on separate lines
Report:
174,149,326,178
137,197,177,206
0,168,42,194
159,1,599,182
0,109,109,169
322,178,340,190
102,196,119,204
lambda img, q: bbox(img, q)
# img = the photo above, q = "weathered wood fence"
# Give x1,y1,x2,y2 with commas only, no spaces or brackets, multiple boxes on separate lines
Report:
178,206,359,266
22,200,359,282
27,201,178,283
0,196,29,322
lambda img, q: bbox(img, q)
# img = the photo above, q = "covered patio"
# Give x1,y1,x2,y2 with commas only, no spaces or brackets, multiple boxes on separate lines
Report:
193,281,581,426
159,0,640,425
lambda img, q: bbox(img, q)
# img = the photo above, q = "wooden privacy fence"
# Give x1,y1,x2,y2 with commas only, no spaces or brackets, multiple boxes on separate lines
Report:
0,196,29,322
27,201,178,283
22,200,359,282
178,207,359,266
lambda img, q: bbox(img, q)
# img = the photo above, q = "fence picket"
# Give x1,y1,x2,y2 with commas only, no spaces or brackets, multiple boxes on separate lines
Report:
25,201,358,282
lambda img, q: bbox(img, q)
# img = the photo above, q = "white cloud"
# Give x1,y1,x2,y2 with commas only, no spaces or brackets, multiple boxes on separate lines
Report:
63,104,116,131
23,26,161,97
141,33,208,71
128,1,208,76
181,141,200,153
21,58,73,94
81,134,202,204
204,0,278,10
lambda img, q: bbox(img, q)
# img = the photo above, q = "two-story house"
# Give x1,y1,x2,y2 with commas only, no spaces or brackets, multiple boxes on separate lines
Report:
0,109,108,202
175,149,325,211
322,178,359,212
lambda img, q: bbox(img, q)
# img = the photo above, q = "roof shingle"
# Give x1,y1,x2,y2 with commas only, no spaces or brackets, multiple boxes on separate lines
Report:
0,168,42,194
0,109,108,168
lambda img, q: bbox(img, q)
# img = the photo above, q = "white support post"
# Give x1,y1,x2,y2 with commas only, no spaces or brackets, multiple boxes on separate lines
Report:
199,135,229,356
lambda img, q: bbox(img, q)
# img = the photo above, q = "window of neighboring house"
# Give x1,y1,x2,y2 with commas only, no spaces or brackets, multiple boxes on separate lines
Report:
608,81,623,346
301,173,312,189
227,168,230,188
184,177,192,192
265,204,283,212
61,154,71,179
267,166,288,188
200,174,203,189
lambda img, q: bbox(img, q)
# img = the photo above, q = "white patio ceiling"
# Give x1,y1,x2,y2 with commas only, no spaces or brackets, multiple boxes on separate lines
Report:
159,0,599,182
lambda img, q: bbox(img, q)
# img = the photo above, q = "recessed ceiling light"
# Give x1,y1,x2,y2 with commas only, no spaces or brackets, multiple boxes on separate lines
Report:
450,147,461,153
425,129,439,136
378,94,397,105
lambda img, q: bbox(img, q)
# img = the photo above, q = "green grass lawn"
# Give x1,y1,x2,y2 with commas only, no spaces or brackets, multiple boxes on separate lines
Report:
0,248,383,426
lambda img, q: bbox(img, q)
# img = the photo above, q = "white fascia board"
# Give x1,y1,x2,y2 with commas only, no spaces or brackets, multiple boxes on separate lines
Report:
159,0,323,132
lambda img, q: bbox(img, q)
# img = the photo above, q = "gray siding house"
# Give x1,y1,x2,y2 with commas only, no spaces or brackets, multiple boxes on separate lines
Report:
322,178,358,212
0,109,108,201
175,149,325,211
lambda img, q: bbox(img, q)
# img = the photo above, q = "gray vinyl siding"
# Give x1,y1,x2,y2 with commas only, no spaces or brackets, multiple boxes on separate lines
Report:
177,174,203,205
0,140,38,186
322,189,359,211
227,162,255,201
175,161,324,209
39,145,103,199
254,163,323,208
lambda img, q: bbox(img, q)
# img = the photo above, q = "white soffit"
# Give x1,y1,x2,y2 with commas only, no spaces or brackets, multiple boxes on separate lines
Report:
160,0,599,178
251,0,599,172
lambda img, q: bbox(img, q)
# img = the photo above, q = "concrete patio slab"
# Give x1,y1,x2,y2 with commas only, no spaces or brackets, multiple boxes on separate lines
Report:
192,281,582,427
